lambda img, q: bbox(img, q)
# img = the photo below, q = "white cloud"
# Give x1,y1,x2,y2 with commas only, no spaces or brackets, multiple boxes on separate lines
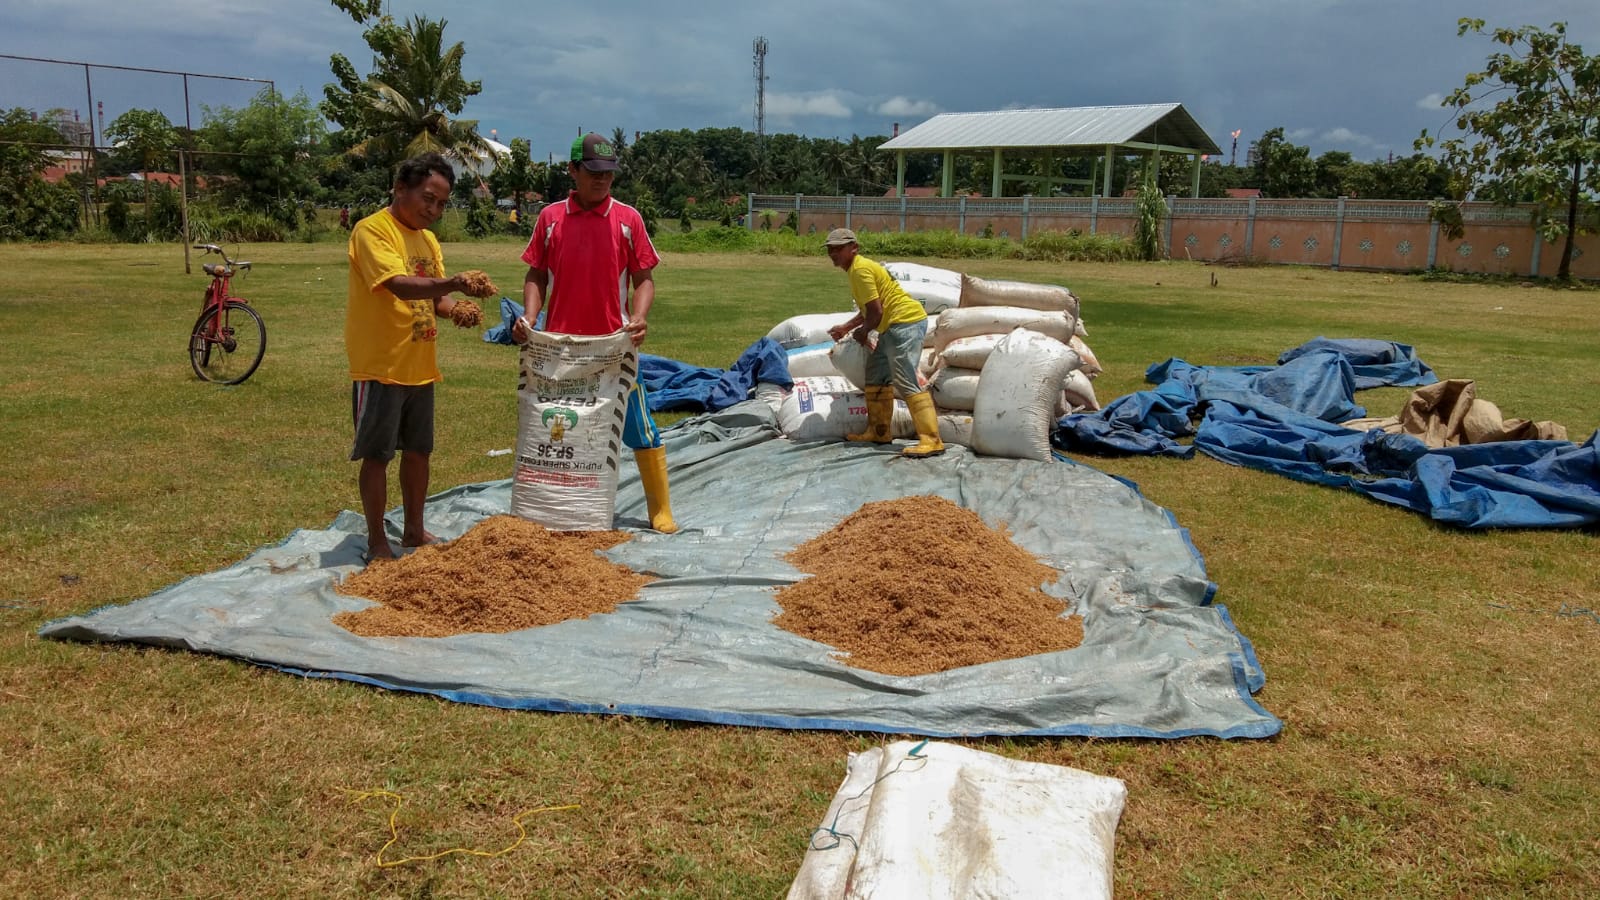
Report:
1287,127,1316,142
1415,93,1445,110
874,96,941,118
765,92,851,119
1319,127,1378,148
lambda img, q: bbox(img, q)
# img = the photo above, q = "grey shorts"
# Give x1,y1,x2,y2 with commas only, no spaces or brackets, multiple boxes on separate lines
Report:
350,380,435,462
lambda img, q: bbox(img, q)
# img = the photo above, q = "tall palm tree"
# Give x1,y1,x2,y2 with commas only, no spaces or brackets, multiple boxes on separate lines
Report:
340,16,492,172
819,140,851,195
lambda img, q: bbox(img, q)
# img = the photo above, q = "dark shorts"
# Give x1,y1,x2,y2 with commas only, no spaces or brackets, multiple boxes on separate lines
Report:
350,380,435,462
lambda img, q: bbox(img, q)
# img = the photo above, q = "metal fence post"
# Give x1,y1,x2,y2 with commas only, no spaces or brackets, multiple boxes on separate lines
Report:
1090,195,1098,234
1427,218,1440,269
746,193,754,231
1021,195,1031,241
845,194,853,230
899,194,907,233
1332,195,1346,270
1164,196,1175,260
1530,209,1543,277
959,195,967,235
1246,197,1257,257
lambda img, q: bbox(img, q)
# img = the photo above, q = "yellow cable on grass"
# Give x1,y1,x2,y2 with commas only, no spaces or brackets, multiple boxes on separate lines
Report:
342,788,580,868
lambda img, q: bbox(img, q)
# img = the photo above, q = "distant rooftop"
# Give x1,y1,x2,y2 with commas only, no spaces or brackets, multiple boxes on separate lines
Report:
881,104,1220,155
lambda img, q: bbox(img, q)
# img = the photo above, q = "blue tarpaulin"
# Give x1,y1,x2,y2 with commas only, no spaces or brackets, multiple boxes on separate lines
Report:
484,298,792,413
1054,338,1600,529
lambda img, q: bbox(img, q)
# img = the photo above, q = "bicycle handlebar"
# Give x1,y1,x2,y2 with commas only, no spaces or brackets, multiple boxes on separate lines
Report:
194,244,250,270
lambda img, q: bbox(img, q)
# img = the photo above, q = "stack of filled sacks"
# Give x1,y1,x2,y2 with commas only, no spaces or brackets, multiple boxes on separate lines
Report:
762,266,1104,461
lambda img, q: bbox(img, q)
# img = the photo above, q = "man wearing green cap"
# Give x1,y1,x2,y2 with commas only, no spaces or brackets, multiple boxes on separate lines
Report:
823,227,944,458
512,132,678,532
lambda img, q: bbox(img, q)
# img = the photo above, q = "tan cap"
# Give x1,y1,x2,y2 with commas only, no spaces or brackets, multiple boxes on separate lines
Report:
822,227,858,247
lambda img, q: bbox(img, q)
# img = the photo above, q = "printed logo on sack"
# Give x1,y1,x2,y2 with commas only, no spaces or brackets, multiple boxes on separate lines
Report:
797,382,814,413
542,407,579,442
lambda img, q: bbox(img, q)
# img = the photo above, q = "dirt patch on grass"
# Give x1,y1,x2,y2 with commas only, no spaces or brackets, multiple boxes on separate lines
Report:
774,495,1082,676
335,515,651,638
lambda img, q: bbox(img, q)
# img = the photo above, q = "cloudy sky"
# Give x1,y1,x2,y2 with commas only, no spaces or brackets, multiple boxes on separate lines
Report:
4,0,1596,167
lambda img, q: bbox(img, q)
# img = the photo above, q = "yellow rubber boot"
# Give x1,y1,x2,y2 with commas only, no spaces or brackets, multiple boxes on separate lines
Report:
633,446,679,534
846,385,896,443
901,391,946,458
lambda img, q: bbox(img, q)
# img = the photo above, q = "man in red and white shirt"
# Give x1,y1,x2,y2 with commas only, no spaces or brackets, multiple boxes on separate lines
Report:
512,132,677,533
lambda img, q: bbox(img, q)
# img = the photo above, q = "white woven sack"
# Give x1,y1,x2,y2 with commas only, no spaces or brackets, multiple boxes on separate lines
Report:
1059,368,1101,413
927,306,1078,353
785,342,842,378
883,261,962,288
937,333,1004,371
510,330,635,531
918,347,938,378
787,741,1126,900
927,366,981,411
936,412,975,447
959,272,1080,314
1069,335,1103,377
972,328,1081,461
766,312,856,348
902,280,960,313
776,376,914,442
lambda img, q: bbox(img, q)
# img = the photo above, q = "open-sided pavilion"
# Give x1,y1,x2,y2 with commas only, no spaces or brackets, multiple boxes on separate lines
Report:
879,103,1222,199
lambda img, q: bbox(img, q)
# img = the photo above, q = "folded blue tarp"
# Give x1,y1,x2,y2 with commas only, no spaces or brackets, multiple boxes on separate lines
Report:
483,298,793,413
1055,337,1600,529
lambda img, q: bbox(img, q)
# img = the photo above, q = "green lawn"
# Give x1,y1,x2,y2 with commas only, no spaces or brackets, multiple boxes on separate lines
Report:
1,242,1597,897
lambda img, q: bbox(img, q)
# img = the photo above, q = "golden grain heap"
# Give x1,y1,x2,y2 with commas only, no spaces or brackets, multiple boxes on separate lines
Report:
774,495,1083,676
335,515,650,638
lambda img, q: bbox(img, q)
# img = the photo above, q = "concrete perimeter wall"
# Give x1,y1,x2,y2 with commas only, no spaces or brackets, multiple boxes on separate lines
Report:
749,194,1599,279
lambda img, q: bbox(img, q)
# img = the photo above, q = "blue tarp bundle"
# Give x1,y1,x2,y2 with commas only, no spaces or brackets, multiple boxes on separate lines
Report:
484,298,793,413
1054,337,1600,529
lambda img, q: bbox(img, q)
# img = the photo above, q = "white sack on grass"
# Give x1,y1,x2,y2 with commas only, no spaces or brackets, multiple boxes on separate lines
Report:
902,280,961,313
830,338,929,392
927,366,981,411
973,328,1082,461
1070,334,1103,377
753,381,787,412
927,306,1079,353
883,261,962,288
511,330,635,531
1059,369,1102,414
776,376,913,442
935,412,974,448
767,312,857,348
786,343,843,378
937,333,1005,371
959,272,1080,314
787,741,1126,900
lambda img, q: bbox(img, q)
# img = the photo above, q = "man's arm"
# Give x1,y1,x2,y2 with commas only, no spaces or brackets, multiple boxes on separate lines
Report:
622,269,655,346
381,273,464,318
512,267,549,343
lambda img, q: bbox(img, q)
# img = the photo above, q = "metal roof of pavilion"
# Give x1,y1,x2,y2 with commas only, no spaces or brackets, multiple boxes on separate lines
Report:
879,103,1221,156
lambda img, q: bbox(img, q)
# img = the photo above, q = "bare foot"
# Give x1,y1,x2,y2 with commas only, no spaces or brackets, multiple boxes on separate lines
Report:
401,530,441,548
365,541,397,564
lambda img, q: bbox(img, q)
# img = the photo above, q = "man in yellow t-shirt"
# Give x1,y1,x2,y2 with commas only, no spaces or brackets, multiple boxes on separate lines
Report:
346,152,475,563
824,228,944,458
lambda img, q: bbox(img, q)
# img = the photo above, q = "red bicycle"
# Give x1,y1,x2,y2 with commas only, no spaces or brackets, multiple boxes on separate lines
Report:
190,243,266,384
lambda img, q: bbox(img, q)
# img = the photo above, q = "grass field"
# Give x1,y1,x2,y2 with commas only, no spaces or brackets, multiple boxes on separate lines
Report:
2,241,1597,897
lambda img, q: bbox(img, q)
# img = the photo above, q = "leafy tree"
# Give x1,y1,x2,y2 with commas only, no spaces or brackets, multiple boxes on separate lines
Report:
1249,127,1317,198
488,137,537,210
197,88,326,216
0,112,79,240
104,108,177,222
322,9,491,172
1418,19,1600,279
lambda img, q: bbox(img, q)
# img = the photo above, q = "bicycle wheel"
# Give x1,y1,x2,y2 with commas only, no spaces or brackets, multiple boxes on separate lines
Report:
189,301,266,384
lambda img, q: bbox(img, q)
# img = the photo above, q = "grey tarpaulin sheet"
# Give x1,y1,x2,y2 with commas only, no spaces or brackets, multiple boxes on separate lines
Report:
39,402,1280,740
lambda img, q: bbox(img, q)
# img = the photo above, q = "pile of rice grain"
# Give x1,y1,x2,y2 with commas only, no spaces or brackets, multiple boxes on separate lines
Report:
335,515,651,638
774,495,1082,676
